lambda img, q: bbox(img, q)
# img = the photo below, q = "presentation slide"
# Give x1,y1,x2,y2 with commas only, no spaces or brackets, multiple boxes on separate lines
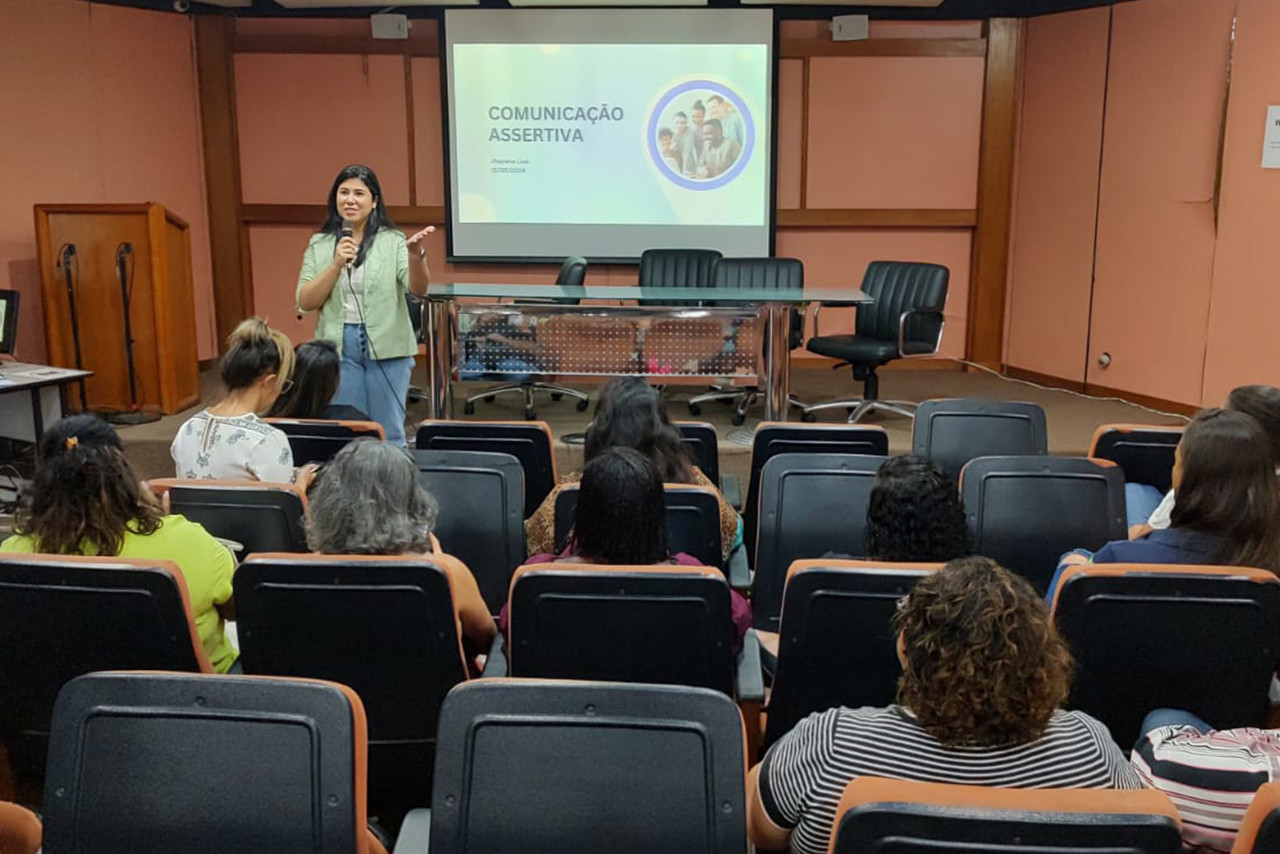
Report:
444,9,774,262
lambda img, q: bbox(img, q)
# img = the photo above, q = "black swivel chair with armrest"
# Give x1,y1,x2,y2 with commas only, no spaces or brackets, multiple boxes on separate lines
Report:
637,247,722,294
463,256,591,420
795,261,949,424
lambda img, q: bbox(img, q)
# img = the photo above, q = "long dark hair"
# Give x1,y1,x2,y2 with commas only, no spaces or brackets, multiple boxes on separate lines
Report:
1227,385,1280,465
15,415,163,556
1172,408,1280,572
267,340,340,419
570,447,670,565
866,455,970,562
583,377,693,483
318,164,397,268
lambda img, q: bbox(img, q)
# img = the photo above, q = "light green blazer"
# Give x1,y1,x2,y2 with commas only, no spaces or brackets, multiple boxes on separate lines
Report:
296,227,418,359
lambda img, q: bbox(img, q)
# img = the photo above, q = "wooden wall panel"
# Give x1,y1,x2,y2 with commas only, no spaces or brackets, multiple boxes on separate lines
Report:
776,59,804,211
411,57,446,208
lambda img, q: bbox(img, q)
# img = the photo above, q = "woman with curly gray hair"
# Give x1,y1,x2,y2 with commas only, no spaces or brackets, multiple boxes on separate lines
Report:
306,439,495,652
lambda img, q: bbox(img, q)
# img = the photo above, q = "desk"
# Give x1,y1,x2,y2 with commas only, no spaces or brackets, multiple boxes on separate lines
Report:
0,362,93,444
424,284,871,422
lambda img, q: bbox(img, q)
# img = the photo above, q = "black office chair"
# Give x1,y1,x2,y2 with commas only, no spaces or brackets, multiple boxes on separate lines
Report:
415,420,557,518
395,679,747,854
150,479,308,554
1051,563,1280,745
829,778,1181,854
42,672,388,854
752,453,885,632
742,423,889,556
413,448,526,613
637,247,722,294
0,554,213,787
464,256,591,419
796,261,949,423
687,257,804,426
960,456,1127,593
1089,423,1183,493
764,560,940,749
263,417,385,465
234,553,474,819
912,398,1049,480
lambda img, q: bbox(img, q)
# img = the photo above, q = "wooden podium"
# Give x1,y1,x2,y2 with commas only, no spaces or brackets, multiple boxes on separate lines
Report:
35,203,200,415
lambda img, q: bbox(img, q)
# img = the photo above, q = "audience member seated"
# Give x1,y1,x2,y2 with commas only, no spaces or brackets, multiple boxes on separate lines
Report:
526,377,741,561
306,439,495,658
0,416,238,673
1131,384,1280,536
1055,408,1280,591
1132,708,1280,853
266,339,372,422
746,556,1141,854
504,447,750,645
864,455,971,562
171,317,314,487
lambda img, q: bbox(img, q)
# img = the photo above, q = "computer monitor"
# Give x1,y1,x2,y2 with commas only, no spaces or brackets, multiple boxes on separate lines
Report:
0,289,17,355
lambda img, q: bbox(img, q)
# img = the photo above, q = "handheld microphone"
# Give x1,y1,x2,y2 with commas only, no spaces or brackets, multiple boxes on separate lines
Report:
341,220,354,275
57,243,76,268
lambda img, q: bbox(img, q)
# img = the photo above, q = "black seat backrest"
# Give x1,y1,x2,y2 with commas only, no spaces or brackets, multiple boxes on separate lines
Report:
165,483,307,553
913,398,1049,480
712,257,805,348
1089,425,1182,493
508,565,737,696
675,421,721,487
765,562,938,748
855,261,950,345
44,672,365,854
744,424,889,555
961,456,1126,594
415,420,555,518
266,418,384,466
638,248,722,288
407,292,425,341
752,453,885,631
413,449,525,613
552,485,722,570
1053,565,1280,745
234,554,470,812
0,556,207,780
557,256,588,286
430,679,747,854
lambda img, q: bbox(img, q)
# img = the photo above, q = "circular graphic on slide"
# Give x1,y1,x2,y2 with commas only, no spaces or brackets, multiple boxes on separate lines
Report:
647,79,755,191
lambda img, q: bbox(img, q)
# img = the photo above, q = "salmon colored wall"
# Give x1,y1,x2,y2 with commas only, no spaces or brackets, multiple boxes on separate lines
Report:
1005,7,1109,381
0,0,217,363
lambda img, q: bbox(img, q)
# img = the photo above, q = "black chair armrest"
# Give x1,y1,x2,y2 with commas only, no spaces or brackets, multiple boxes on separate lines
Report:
726,544,751,592
393,808,431,854
721,474,742,510
897,307,945,358
736,630,766,703
481,633,508,677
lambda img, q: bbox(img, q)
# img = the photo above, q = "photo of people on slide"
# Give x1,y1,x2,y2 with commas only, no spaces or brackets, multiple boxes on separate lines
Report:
654,91,746,183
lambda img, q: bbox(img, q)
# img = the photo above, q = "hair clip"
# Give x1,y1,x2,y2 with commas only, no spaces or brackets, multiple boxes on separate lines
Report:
65,436,79,450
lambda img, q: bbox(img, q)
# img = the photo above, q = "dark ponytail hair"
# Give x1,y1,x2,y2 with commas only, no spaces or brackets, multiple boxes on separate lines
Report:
1227,385,1280,466
319,164,398,268
570,447,671,565
221,317,294,394
16,415,162,556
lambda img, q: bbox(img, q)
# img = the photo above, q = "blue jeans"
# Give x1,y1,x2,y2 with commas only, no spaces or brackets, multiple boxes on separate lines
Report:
1139,708,1211,738
1125,483,1164,528
335,323,413,447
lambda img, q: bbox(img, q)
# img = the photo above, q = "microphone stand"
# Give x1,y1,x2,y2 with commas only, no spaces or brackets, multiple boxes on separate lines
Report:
106,242,159,426
57,243,88,411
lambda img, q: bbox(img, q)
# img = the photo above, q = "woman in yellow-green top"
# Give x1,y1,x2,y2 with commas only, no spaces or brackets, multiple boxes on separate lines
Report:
0,415,237,673
296,164,435,446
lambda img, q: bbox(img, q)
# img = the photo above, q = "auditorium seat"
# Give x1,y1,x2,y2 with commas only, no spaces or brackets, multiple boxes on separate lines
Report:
763,560,940,749
828,777,1181,854
234,553,476,819
742,423,889,555
42,671,388,854
0,554,212,788
1232,782,1280,854
912,398,1049,480
396,679,747,854
0,800,42,854
414,420,556,518
413,448,526,613
752,454,885,632
675,420,740,506
148,478,308,555
493,563,764,706
1089,423,1183,494
1051,563,1280,745
263,417,385,465
960,456,1126,593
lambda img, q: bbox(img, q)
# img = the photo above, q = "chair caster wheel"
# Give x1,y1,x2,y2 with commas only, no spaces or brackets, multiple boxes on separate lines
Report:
524,409,537,421
688,404,702,416
551,393,564,401
463,401,475,415
732,414,746,427
801,412,817,423
484,395,496,403
576,399,589,412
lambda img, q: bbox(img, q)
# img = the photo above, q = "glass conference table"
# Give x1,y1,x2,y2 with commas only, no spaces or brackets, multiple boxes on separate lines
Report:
422,283,872,421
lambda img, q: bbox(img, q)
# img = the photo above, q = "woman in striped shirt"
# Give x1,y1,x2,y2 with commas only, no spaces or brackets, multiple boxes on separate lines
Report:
748,556,1143,854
